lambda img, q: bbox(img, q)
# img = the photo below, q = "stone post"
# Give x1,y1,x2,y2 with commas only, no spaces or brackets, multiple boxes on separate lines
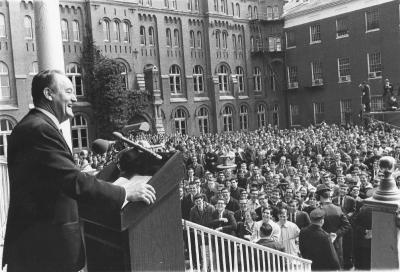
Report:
34,0,72,149
364,156,400,269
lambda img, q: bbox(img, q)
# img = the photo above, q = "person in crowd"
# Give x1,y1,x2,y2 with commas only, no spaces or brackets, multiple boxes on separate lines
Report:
247,187,260,213
254,193,269,220
236,211,258,240
360,81,371,113
316,184,351,268
287,199,311,229
253,208,281,242
299,208,341,271
221,187,240,213
234,198,248,224
277,208,300,256
181,182,197,220
229,178,242,201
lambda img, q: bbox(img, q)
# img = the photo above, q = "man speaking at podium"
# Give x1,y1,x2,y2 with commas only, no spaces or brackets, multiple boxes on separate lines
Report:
2,70,156,272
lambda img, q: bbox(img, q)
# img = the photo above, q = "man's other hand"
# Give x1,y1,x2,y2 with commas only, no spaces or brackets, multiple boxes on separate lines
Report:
122,178,156,205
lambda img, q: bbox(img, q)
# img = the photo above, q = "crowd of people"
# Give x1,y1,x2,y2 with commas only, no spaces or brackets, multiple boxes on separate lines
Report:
73,120,400,271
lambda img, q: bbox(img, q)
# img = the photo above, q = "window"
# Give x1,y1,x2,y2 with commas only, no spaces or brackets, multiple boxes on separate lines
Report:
198,107,209,134
148,27,155,46
269,68,276,91
217,65,229,92
289,104,300,126
173,29,180,47
287,66,298,88
222,106,233,132
268,36,281,52
250,36,254,51
0,62,10,100
310,24,321,43
368,52,382,78
139,0,143,4
147,0,152,6
266,6,273,20
272,104,279,127
313,102,325,125
0,13,5,38
257,104,266,128
103,19,110,41
169,65,181,94
120,63,128,89
248,5,252,19
236,66,244,93
174,109,187,134
193,65,204,93
61,19,69,41
112,21,120,42
214,0,219,12
122,21,130,42
254,6,258,19
311,60,323,85
239,105,248,130
190,30,195,48
30,61,38,75
71,115,89,149
66,63,83,96
337,57,351,82
171,0,177,9
371,96,384,112
232,3,234,16
286,31,296,48
336,17,349,38
340,99,352,125
187,0,192,10
221,0,227,14
166,28,172,46
238,35,243,50
236,3,240,17
253,67,261,92
215,30,221,49
273,5,279,19
0,118,13,157
194,0,199,10
232,34,237,50
366,9,379,32
222,31,228,49
140,26,146,45
24,16,33,40
197,31,202,48
72,20,80,42
164,0,169,8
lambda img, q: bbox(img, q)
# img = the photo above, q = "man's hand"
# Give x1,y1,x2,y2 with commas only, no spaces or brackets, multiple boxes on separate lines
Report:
119,177,156,205
219,218,228,223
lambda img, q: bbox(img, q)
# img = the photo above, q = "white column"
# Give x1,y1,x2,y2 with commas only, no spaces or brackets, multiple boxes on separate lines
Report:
33,0,72,149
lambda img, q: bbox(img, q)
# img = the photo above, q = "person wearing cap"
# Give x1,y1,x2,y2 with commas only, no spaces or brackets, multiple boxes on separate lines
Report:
316,184,351,269
299,208,341,271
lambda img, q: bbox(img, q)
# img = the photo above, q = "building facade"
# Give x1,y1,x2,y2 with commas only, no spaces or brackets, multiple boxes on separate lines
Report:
0,0,286,155
284,0,400,127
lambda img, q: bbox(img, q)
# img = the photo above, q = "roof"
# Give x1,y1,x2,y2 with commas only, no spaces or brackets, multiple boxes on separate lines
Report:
283,0,351,18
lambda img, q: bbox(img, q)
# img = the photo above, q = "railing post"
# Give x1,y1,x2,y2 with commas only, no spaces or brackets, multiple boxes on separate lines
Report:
364,156,400,270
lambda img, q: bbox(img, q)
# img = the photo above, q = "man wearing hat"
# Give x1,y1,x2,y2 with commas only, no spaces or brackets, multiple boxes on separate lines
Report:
316,184,351,269
299,208,340,271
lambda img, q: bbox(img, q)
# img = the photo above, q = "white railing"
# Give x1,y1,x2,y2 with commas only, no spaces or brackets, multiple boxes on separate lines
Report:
0,159,9,244
182,220,312,272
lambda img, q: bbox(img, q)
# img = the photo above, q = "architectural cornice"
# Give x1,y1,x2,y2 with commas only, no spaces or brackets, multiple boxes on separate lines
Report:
284,0,396,28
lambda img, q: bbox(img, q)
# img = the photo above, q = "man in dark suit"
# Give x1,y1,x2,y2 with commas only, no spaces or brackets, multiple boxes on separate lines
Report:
221,187,240,212
287,199,311,229
299,208,341,271
181,182,197,220
2,70,156,272
316,184,351,269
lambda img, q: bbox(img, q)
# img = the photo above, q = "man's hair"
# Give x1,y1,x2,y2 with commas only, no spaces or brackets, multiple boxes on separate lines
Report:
31,69,64,105
259,223,273,237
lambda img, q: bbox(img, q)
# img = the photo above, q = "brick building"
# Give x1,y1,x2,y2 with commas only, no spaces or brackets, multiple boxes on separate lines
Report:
0,0,286,155
284,0,400,127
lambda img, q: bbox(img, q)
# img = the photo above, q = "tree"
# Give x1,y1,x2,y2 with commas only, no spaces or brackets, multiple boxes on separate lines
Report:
81,38,149,139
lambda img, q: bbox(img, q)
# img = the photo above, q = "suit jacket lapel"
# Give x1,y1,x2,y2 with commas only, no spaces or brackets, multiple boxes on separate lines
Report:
32,109,73,156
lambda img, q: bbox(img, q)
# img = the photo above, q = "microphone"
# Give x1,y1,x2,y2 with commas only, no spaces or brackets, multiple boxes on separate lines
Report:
91,139,115,155
122,122,150,134
112,132,162,160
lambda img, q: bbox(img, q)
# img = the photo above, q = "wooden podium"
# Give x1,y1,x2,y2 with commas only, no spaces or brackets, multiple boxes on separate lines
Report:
79,151,185,271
